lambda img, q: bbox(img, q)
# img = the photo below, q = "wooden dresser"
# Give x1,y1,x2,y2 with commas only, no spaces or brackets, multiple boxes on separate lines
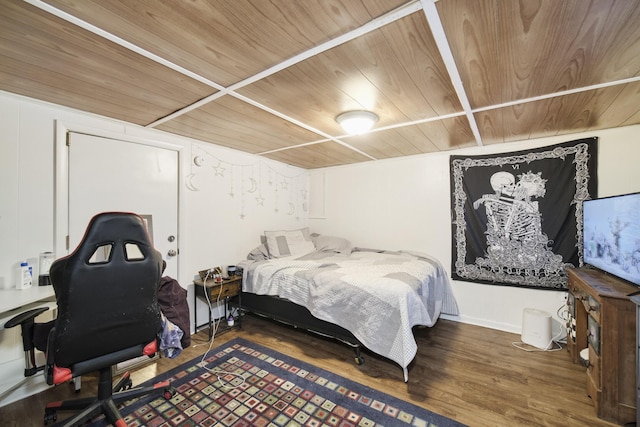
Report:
566,267,637,424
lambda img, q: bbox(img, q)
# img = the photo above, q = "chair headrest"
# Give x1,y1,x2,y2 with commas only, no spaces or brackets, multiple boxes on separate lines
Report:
73,212,153,260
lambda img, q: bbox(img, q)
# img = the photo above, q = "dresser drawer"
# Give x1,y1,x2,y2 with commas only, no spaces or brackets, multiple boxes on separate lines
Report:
196,278,242,301
209,281,240,299
586,296,601,323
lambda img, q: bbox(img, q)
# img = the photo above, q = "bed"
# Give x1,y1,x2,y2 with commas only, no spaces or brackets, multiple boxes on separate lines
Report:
234,229,459,381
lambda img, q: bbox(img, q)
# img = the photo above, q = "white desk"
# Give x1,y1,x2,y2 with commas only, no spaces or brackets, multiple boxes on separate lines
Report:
0,286,55,315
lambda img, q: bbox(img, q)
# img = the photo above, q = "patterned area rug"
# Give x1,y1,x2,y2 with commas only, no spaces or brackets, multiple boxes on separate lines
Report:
79,338,465,427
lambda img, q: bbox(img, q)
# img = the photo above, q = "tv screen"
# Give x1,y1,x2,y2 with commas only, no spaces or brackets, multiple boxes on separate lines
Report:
583,192,640,286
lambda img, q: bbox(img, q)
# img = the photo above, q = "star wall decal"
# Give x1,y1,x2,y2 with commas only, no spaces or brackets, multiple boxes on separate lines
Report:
213,165,226,176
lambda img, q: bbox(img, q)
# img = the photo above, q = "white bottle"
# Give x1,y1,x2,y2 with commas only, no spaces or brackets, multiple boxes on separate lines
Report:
17,261,33,289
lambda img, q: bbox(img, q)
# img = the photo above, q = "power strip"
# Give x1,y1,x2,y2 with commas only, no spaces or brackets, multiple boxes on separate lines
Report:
198,267,221,280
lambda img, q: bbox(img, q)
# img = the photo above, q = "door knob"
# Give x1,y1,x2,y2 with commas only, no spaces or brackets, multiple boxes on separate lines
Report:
167,249,177,257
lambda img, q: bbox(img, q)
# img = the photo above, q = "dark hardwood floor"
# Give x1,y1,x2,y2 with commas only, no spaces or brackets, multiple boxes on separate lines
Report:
1,314,623,427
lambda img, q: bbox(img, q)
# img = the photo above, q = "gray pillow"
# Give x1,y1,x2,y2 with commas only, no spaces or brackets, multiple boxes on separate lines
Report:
312,234,352,254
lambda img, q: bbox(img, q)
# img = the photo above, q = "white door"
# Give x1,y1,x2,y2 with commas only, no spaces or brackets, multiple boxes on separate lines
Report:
67,132,179,277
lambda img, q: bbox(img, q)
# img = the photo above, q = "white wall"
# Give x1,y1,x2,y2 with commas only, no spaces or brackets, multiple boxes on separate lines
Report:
0,91,308,405
309,126,640,335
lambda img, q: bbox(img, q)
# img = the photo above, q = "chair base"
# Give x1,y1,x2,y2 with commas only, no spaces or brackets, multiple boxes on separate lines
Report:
44,368,174,426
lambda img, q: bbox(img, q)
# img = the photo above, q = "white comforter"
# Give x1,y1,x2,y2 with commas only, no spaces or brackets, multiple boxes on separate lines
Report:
241,249,458,381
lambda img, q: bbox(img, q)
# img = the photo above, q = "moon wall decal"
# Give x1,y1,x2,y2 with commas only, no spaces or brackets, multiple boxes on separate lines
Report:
247,177,258,193
185,173,200,191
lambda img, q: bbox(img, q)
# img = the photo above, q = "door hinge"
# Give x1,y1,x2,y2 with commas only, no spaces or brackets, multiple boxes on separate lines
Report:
66,235,70,250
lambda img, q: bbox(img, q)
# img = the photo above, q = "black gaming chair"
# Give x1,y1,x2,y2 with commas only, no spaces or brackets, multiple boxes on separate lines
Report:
8,212,175,426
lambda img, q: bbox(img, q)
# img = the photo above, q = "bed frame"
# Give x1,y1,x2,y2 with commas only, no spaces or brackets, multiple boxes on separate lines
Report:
230,292,365,365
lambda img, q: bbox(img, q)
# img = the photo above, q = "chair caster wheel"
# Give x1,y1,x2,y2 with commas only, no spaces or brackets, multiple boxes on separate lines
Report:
163,386,176,400
44,409,57,425
355,355,365,365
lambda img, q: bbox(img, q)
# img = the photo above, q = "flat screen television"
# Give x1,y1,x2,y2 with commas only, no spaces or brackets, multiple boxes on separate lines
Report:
583,192,640,287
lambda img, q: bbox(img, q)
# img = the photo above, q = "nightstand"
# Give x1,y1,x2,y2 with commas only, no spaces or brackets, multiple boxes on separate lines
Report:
193,276,241,339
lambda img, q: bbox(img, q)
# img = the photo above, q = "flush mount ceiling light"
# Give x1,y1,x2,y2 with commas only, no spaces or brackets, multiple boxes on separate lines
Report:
336,110,379,135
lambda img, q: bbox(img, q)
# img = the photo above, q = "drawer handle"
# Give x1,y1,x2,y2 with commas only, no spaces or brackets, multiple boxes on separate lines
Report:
575,294,597,312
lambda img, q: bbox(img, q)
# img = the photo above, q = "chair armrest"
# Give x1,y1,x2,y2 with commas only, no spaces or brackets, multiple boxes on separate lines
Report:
4,307,49,329
4,307,51,377
4,307,50,353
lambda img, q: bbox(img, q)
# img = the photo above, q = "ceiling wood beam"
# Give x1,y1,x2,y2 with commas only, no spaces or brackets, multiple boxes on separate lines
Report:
472,75,640,113
420,0,483,147
23,0,224,90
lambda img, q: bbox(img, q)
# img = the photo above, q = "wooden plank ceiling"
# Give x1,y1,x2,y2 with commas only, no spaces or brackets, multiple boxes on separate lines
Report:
1,0,639,169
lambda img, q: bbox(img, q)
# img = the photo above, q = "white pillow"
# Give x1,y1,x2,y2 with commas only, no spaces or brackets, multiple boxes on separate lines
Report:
264,228,315,258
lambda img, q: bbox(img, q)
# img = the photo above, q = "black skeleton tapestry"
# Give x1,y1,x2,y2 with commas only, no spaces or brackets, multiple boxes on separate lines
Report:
450,138,598,290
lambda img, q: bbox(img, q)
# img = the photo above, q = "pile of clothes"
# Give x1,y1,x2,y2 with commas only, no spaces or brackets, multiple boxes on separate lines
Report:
157,274,190,357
